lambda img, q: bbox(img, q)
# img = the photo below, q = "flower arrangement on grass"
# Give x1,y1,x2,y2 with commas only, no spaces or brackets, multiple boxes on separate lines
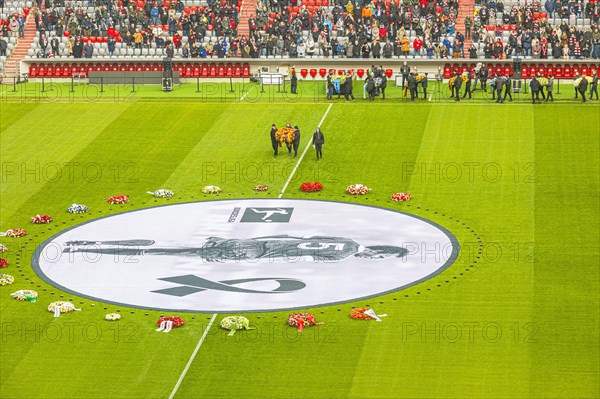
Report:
11,290,38,301
48,301,81,313
0,244,6,252
31,214,53,224
147,189,174,198
350,308,372,320
105,313,121,321
300,182,323,192
106,195,129,204
0,274,15,286
390,192,412,202
253,185,269,192
346,184,371,195
275,127,295,147
157,316,184,328
220,316,254,336
0,258,8,268
1,229,27,238
287,312,324,332
349,308,386,321
202,185,222,194
67,204,88,214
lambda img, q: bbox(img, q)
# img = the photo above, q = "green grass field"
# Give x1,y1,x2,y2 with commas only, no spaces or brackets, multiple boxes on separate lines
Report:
1,81,599,399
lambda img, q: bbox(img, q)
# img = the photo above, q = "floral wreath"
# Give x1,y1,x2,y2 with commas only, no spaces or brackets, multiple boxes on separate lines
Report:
391,192,412,202
275,127,295,147
1,229,27,238
220,316,255,336
0,258,8,268
31,214,53,224
157,316,184,328
48,301,81,313
202,185,222,194
147,189,174,198
11,290,38,301
106,195,129,204
105,313,121,321
346,184,371,195
253,185,269,192
0,274,15,286
287,312,324,332
67,204,88,214
300,182,323,192
350,308,373,320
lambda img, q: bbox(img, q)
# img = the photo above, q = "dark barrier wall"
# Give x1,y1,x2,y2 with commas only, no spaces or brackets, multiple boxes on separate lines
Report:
88,71,180,85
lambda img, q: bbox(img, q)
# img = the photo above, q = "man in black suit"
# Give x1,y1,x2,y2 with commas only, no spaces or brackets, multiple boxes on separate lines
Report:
400,61,410,88
290,65,298,94
479,67,489,92
578,77,588,102
312,127,325,161
503,75,513,102
407,72,417,102
462,71,472,99
270,124,279,157
421,73,428,99
530,76,541,104
453,73,462,101
590,71,598,100
292,126,301,158
495,74,504,103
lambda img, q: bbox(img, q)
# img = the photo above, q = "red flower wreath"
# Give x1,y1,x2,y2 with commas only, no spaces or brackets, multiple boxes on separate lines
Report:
391,192,412,202
287,312,324,332
350,308,373,320
4,229,27,238
0,258,8,268
157,316,185,328
300,182,323,193
106,195,129,205
31,215,53,224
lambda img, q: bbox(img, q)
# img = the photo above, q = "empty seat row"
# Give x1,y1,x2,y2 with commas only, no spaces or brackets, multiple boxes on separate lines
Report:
27,62,250,78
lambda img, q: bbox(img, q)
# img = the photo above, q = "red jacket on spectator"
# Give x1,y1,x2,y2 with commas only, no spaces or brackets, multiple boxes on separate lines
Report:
413,37,423,51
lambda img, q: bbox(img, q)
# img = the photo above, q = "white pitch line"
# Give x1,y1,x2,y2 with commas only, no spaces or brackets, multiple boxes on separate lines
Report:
278,103,333,198
168,313,218,399
239,91,248,101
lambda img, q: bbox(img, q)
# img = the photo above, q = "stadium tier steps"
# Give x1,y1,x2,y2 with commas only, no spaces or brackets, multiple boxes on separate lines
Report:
0,1,34,76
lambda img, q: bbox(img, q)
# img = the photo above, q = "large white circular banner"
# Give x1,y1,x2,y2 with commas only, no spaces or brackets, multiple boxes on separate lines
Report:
33,199,459,312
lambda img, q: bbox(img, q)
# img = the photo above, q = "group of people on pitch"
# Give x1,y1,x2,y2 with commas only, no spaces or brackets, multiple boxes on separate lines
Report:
270,123,326,161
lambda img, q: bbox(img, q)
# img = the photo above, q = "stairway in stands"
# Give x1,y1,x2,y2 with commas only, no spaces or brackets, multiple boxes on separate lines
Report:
238,0,259,38
3,6,38,79
455,0,476,53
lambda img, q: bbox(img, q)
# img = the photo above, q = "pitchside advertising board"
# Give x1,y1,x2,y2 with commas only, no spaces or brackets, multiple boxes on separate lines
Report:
33,199,459,312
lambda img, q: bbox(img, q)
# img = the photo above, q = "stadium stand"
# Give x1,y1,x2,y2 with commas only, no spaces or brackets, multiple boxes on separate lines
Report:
1,0,599,79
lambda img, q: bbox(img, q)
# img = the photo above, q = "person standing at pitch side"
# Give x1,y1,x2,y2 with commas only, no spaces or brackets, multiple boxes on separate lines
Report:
312,127,325,161
270,123,278,157
292,125,301,158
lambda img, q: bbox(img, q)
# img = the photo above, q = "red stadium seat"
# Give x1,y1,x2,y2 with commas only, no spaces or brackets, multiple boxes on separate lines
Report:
300,69,308,78
217,63,226,77
29,64,37,77
318,68,327,77
144,63,151,72
529,64,537,77
233,63,242,77
553,64,563,79
127,63,135,72
563,65,573,78
111,63,119,72
62,64,70,77
45,65,53,77
309,68,317,78
242,63,250,78
192,64,200,77
546,65,554,77
102,64,110,72
209,64,217,77
225,63,233,77
135,64,143,72
53,64,61,77
521,64,530,78
537,64,547,77
200,64,209,77
443,63,452,78
152,63,160,72
580,64,588,76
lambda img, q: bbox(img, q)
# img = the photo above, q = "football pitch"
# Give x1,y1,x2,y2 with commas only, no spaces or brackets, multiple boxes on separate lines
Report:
0,81,599,398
